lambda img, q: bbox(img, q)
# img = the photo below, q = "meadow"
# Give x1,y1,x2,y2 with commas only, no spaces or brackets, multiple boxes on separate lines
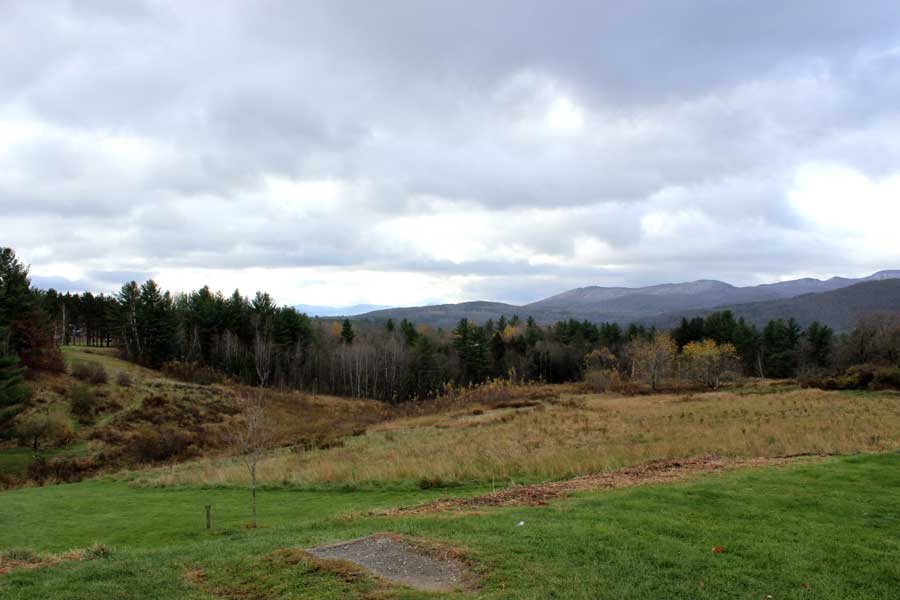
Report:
3,348,900,598
2,455,899,599
143,384,900,488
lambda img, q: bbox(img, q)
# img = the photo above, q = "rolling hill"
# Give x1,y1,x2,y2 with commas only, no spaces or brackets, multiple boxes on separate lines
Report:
647,279,900,332
353,270,900,330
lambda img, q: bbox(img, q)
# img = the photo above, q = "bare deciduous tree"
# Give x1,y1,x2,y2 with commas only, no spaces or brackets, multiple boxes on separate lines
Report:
254,329,273,387
230,393,274,528
627,333,677,391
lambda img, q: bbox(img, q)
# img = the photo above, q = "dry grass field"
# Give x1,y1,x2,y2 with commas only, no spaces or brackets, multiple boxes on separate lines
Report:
141,384,900,488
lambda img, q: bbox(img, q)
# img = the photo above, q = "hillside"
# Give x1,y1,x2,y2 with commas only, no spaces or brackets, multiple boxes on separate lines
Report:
648,279,900,331
358,301,518,329
353,270,900,328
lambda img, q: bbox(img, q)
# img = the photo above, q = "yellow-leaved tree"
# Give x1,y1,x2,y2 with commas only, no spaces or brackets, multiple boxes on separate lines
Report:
681,339,740,389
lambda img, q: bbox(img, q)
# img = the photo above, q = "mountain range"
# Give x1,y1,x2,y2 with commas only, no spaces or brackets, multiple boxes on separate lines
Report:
352,270,900,331
293,303,393,318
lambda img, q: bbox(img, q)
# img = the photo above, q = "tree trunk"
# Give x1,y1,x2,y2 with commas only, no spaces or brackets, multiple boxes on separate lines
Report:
251,475,257,528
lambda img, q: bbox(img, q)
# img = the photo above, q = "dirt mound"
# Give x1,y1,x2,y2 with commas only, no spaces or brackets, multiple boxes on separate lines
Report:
308,533,473,592
383,455,811,515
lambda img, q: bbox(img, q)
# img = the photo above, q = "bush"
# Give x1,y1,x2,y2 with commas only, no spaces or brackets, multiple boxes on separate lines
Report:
69,384,99,423
115,370,133,387
872,366,900,390
584,368,623,393
15,411,73,452
71,361,108,385
82,544,113,560
846,364,876,389
27,455,98,483
129,426,194,463
161,361,225,385
799,363,900,391
1,548,41,563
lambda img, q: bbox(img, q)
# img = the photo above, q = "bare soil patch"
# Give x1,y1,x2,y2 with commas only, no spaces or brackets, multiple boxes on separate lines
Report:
381,454,818,516
307,533,474,592
0,545,111,576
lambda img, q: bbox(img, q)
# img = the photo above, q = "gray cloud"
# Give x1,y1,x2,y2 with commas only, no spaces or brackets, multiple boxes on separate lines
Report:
2,1,900,305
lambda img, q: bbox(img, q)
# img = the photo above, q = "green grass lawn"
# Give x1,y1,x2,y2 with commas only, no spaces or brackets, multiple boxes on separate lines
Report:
2,454,899,599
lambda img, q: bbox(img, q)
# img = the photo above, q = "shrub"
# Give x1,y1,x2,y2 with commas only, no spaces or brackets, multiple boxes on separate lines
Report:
418,476,445,489
584,368,623,393
1,548,41,563
82,544,113,560
161,361,225,385
15,411,73,453
129,426,193,463
799,363,900,391
27,455,98,483
71,361,108,385
115,370,133,387
872,366,900,390
846,364,877,389
69,384,99,423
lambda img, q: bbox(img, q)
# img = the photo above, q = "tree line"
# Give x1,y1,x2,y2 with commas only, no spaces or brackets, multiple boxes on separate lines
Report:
3,246,900,423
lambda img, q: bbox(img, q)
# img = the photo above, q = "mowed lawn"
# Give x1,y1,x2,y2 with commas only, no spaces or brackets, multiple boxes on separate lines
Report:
2,454,899,599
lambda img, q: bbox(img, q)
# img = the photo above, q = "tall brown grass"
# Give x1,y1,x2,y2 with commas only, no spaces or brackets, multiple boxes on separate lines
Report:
140,387,900,488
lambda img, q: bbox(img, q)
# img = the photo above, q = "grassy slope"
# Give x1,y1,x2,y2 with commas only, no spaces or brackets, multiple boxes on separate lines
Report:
2,454,899,599
147,385,900,487
1,346,392,480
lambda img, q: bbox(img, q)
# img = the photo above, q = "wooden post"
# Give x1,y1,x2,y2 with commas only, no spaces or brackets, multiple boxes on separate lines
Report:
205,505,211,530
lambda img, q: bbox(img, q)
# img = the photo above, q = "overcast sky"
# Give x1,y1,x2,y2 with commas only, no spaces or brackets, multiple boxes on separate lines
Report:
2,1,900,307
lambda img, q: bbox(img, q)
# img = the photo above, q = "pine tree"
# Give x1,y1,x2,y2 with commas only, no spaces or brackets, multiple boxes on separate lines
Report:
0,248,33,331
399,319,418,346
453,319,487,385
340,319,355,344
137,280,178,366
117,281,143,360
0,352,30,437
524,316,542,347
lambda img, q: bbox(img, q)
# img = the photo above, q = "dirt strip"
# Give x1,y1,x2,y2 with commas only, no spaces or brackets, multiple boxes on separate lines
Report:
379,454,823,516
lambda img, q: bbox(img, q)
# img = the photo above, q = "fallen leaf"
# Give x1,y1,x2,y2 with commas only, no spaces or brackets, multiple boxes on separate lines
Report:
711,546,725,554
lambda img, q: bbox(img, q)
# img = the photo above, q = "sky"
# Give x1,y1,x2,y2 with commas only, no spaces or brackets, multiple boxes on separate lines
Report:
2,1,900,308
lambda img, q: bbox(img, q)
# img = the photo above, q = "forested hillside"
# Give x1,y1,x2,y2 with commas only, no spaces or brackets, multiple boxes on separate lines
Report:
358,271,900,328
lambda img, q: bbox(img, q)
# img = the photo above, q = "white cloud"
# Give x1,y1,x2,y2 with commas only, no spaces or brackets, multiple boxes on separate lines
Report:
2,1,900,305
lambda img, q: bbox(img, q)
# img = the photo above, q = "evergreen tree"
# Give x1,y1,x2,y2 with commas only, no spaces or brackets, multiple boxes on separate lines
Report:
117,281,143,360
340,319,355,344
385,318,395,333
0,352,30,437
399,319,418,346
490,331,506,374
803,321,834,369
732,318,762,376
762,318,802,378
599,322,624,351
0,248,33,337
671,317,705,349
524,316,542,347
408,334,436,399
702,311,738,345
137,280,178,366
453,319,488,384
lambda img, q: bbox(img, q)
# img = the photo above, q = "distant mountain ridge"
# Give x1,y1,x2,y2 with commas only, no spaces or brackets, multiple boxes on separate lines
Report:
354,270,900,330
647,279,900,332
294,303,393,317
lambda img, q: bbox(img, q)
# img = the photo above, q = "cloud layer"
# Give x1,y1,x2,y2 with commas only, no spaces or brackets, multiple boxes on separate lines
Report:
3,1,900,306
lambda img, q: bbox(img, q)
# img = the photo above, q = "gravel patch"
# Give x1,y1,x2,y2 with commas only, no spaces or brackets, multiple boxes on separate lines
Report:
308,533,470,592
